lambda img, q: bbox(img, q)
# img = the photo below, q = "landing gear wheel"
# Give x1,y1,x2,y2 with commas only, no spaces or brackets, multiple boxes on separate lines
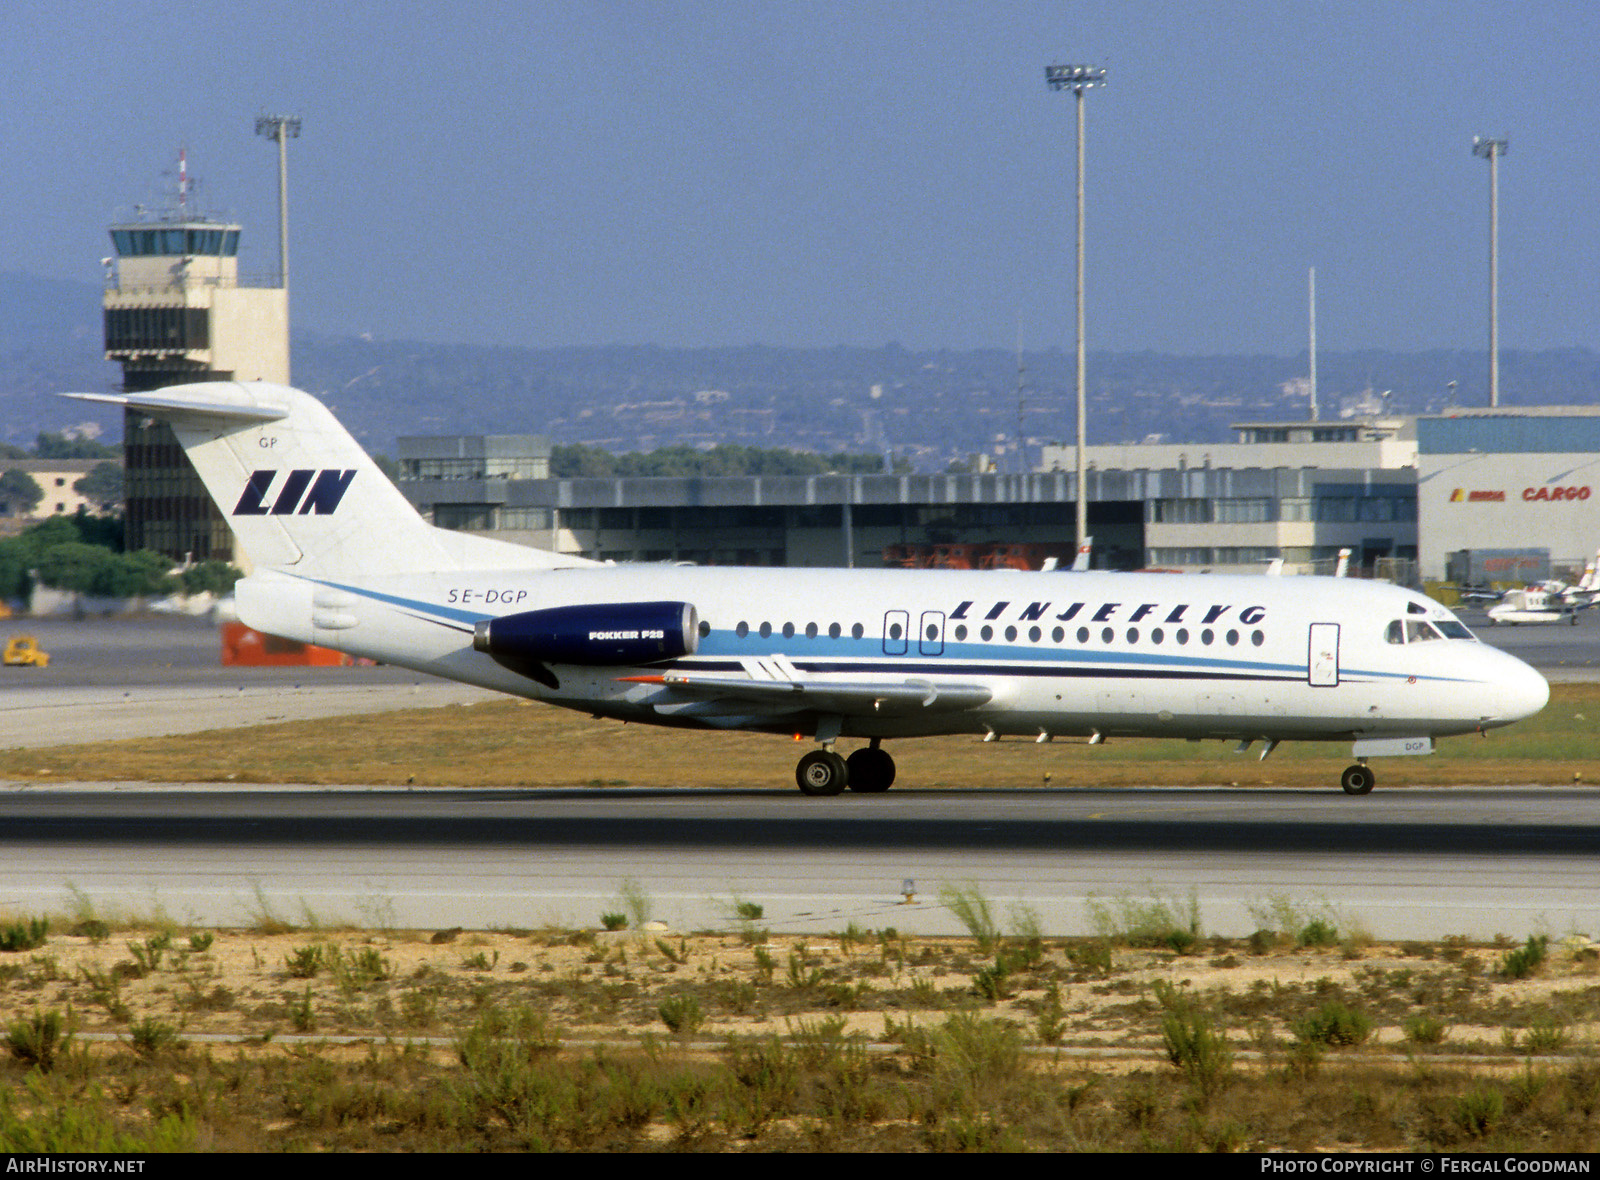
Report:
796,750,849,796
846,747,896,792
1340,764,1375,795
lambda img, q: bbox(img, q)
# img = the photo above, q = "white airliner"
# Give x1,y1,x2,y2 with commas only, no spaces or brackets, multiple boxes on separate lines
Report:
69,382,1550,797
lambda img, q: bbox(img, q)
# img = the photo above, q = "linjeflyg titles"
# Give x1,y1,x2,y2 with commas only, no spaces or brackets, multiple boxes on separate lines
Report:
946,599,1267,626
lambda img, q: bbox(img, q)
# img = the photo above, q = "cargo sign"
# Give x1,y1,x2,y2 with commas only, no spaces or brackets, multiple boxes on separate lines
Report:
1447,486,1593,503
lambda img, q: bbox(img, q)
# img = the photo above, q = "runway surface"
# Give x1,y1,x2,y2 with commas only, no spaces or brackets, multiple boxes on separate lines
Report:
1,612,1598,940
0,616,493,747
1,783,1596,940
1456,604,1600,680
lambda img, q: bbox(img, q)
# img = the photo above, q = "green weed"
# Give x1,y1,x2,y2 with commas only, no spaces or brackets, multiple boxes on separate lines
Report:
6,1009,71,1071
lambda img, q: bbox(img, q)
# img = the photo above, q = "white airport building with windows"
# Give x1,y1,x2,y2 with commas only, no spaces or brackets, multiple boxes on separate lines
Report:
395,406,1600,589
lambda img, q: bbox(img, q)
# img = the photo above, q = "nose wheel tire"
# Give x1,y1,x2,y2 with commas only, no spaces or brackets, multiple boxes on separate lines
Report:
796,750,849,796
1340,764,1375,795
846,747,896,793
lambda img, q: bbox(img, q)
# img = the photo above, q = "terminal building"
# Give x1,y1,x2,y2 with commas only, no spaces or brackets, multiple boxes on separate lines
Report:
105,188,288,563
1414,407,1600,583
396,409,1600,586
397,416,1423,576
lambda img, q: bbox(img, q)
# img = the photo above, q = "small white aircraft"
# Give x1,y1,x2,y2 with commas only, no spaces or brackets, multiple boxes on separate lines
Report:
1476,552,1600,626
69,383,1549,796
1484,586,1585,626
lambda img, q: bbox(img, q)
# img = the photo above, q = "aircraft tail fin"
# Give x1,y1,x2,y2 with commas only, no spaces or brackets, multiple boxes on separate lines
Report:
1071,536,1093,572
66,382,590,577
1578,549,1600,593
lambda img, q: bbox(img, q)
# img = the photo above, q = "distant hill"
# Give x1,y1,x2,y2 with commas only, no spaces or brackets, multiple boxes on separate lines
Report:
4,271,1598,469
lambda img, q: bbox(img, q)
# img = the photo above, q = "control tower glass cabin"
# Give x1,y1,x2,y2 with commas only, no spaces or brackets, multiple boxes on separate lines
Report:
104,216,288,564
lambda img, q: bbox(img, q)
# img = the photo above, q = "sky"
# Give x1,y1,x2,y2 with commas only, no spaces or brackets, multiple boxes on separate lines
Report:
6,1,1597,356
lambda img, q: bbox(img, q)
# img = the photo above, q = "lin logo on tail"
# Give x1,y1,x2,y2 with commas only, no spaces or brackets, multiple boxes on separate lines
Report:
233,469,357,516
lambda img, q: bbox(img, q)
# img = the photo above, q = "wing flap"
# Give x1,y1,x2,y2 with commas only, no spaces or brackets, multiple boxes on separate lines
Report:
635,671,993,715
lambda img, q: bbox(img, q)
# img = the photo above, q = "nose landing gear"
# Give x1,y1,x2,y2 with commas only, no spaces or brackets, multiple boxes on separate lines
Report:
1340,762,1375,795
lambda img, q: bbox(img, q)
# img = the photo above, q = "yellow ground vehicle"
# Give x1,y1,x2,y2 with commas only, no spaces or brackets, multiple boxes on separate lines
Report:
3,635,49,668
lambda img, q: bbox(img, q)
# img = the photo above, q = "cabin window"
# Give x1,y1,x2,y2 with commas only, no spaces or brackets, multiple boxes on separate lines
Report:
759,622,772,638
1028,626,1041,642
1126,628,1139,643
828,622,841,639
1201,629,1214,645
926,623,939,641
1226,630,1240,646
851,623,864,640
1101,627,1114,643
888,622,902,640
954,624,967,641
698,621,710,638
981,625,993,641
782,622,795,638
1151,628,1164,645
1251,630,1265,646
1077,627,1090,643
1052,626,1064,642
1176,628,1190,645
805,622,818,639
736,621,749,638
1004,626,1018,642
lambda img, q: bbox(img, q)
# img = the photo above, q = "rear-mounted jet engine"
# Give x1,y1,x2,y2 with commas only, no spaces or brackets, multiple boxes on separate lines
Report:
473,601,699,667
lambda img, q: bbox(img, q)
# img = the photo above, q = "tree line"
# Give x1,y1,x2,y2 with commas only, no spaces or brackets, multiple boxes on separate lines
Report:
0,513,238,604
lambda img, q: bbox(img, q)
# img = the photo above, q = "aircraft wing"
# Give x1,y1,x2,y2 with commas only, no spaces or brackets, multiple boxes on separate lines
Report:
624,656,992,716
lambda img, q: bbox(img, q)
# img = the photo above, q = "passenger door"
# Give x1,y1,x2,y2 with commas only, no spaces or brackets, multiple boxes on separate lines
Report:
1308,623,1340,687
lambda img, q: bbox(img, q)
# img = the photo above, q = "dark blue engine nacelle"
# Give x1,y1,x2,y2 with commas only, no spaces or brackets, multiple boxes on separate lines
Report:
472,601,699,666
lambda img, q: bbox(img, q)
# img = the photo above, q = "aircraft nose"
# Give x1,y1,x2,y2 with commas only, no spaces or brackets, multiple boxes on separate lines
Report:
1495,656,1549,724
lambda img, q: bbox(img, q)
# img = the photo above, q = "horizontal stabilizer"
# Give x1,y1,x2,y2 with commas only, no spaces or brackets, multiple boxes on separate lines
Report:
63,389,288,423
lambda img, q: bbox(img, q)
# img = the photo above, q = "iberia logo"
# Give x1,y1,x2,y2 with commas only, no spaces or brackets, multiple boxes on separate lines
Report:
1450,488,1506,503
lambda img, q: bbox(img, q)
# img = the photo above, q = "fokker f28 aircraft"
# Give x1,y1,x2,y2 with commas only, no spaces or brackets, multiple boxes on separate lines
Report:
69,383,1550,796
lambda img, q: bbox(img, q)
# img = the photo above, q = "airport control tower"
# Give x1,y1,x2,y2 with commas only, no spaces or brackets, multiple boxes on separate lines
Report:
104,155,288,562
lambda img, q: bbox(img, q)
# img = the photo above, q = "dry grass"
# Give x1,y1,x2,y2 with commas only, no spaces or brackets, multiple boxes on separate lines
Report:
3,914,1600,1151
4,683,1600,790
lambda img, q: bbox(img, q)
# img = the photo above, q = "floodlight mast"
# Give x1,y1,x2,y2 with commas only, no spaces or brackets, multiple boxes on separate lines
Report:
255,115,302,292
1046,65,1106,556
1472,136,1507,408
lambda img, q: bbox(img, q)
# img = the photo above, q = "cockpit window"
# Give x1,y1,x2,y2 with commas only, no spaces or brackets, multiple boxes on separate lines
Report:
1405,620,1443,643
1385,620,1404,645
1435,620,1475,640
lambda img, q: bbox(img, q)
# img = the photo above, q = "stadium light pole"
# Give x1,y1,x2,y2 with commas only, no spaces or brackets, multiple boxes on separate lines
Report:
1046,65,1106,554
1472,136,1507,408
255,114,302,293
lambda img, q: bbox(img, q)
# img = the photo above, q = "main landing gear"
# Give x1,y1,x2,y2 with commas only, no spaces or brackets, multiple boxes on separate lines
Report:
795,741,897,795
1340,762,1375,796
